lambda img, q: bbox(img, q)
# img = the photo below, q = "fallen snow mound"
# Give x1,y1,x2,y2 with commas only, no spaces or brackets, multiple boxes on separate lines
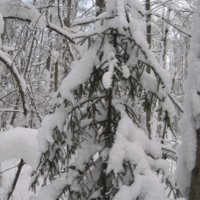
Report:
0,127,40,169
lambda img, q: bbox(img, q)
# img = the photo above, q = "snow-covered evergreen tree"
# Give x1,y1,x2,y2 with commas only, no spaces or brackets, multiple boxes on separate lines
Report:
30,0,182,199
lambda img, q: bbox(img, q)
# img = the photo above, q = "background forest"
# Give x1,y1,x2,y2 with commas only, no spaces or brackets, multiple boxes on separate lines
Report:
0,0,197,199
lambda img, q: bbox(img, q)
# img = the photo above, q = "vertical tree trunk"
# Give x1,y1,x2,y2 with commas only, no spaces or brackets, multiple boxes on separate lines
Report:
95,1,108,198
145,0,151,51
145,0,151,139
63,0,72,77
0,163,2,187
161,3,171,143
9,98,19,126
23,31,36,78
54,61,58,92
64,0,71,27
182,1,200,199
46,12,52,92
96,0,105,16
189,129,200,200
162,4,171,68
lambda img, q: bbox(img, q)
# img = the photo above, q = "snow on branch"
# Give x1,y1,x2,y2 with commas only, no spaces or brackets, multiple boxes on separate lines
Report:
31,0,184,199
107,104,176,200
176,0,200,198
59,45,99,102
0,1,74,43
0,0,46,29
46,21,74,44
0,50,27,116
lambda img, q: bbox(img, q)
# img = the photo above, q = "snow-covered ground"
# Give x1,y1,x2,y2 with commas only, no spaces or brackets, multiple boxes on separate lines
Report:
0,159,35,199
0,127,186,200
0,128,40,200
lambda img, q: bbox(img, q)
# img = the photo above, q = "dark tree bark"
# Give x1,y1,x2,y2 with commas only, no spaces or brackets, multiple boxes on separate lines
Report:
54,60,58,92
145,0,151,50
96,0,105,16
6,159,25,200
145,0,151,138
64,0,71,27
189,129,200,200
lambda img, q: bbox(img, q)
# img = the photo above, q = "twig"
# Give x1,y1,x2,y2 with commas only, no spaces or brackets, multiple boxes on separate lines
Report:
0,165,18,175
5,159,25,200
0,90,17,101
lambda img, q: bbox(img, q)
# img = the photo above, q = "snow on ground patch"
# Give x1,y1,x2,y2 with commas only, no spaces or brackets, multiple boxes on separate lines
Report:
30,180,66,200
0,128,41,199
0,128,40,169
0,159,36,200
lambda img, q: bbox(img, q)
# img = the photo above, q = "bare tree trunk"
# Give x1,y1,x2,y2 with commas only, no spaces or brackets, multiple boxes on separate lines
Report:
62,0,73,77
145,0,151,50
45,12,53,92
64,0,71,27
54,61,58,92
96,0,105,16
189,129,200,200
161,3,171,143
95,1,108,198
145,0,151,139
9,98,19,126
162,3,171,68
0,163,2,187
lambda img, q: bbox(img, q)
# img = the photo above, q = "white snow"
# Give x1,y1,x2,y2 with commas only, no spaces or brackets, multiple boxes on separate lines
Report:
131,70,176,120
0,0,46,29
52,50,59,62
30,180,66,200
176,0,200,188
116,0,128,33
1,45,15,52
0,128,40,169
73,12,107,26
16,0,184,200
0,13,4,49
0,159,36,200
176,1,200,199
176,144,191,199
102,52,118,89
102,71,113,89
113,170,167,200
59,46,98,103
122,65,130,78
107,105,173,200
0,13,3,35
0,50,27,93
37,106,69,152
74,138,101,171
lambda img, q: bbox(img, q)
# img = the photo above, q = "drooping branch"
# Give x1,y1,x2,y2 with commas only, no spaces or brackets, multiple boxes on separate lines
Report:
46,22,75,44
0,89,17,101
0,51,27,116
2,16,75,44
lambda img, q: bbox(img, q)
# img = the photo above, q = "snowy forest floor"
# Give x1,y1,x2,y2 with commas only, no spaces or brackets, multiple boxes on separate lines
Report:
0,159,35,200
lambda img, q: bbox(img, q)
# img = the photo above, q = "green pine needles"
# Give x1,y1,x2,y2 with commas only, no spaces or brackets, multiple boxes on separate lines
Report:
30,1,182,199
